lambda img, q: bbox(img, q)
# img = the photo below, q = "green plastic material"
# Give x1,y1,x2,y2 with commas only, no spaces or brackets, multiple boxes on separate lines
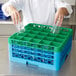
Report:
8,23,73,52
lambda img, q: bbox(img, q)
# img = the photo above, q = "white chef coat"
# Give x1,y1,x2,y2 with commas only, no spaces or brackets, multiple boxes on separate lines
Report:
2,0,73,27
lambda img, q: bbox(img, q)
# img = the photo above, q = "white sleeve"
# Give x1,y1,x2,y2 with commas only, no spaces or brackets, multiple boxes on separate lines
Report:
2,0,23,17
55,0,73,18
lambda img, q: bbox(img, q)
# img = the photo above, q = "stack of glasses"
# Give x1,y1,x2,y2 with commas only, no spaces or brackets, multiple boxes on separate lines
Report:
8,23,73,71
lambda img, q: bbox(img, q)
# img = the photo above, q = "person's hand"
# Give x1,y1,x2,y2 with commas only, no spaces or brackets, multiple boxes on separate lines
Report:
7,5,21,24
54,8,69,26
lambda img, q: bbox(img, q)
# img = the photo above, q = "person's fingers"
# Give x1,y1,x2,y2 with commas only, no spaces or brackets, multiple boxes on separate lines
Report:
57,17,61,26
15,12,19,24
11,14,16,24
13,12,18,24
16,11,21,23
54,13,59,24
7,6,21,24
14,11,21,24
58,15,64,26
59,16,64,26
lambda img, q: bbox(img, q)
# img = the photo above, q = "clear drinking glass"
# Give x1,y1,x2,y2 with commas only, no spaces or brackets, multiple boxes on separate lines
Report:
16,21,25,35
51,20,60,34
